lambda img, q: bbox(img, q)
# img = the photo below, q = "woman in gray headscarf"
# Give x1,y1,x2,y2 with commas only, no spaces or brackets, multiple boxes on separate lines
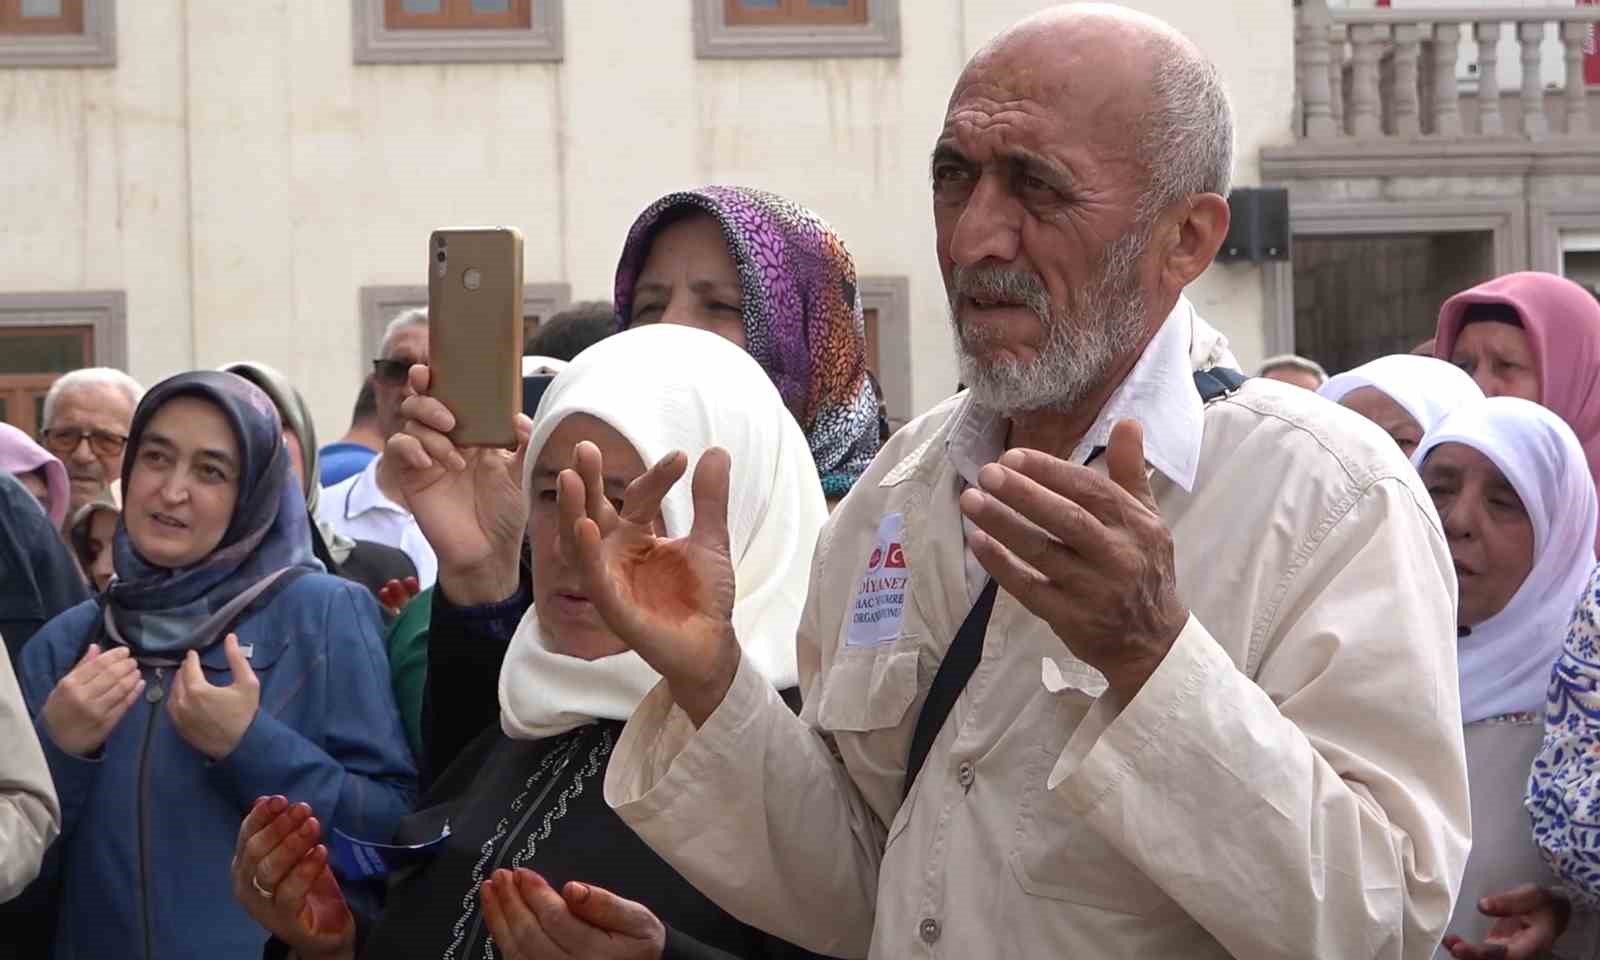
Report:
220,362,417,606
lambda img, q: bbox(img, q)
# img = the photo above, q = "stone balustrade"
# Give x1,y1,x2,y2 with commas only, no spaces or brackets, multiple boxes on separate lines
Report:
1296,2,1600,140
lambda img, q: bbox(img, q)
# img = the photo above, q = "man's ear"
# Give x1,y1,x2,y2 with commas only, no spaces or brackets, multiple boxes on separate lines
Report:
1157,193,1230,294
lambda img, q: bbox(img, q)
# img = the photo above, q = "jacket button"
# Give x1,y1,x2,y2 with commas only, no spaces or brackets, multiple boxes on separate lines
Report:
919,917,940,944
145,684,165,704
957,761,975,790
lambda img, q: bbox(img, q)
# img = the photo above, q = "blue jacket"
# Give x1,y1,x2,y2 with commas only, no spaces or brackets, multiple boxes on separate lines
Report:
18,573,417,960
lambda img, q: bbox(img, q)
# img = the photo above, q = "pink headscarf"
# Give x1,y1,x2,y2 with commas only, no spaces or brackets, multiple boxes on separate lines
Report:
1436,271,1600,549
0,422,70,527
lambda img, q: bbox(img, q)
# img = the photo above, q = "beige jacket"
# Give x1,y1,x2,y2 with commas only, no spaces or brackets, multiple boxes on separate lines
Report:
0,636,60,903
607,310,1470,959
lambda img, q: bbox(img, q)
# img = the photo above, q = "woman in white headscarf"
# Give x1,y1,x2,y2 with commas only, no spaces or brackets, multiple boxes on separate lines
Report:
229,325,833,960
1319,354,1485,458
1415,398,1600,960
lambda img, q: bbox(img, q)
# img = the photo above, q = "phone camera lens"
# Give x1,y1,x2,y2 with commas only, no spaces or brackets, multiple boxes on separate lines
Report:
435,250,446,263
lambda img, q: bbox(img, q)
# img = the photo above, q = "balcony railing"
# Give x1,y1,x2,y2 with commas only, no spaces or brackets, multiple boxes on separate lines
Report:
1296,2,1600,140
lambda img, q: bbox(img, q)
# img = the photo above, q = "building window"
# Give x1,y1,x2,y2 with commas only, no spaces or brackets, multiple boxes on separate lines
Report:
358,283,571,376
0,0,82,34
695,0,898,59
723,0,865,27
353,0,561,64
384,0,530,31
858,276,910,430
0,0,114,67
0,291,127,437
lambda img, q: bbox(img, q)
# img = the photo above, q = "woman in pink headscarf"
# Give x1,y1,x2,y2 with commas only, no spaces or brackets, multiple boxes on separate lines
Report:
1436,272,1600,548
0,422,70,527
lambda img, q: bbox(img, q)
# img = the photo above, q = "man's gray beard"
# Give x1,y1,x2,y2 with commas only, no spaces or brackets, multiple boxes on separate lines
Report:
951,227,1150,415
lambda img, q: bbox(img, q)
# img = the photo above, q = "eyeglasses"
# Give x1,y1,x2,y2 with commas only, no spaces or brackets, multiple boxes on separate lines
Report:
41,427,128,458
372,358,425,385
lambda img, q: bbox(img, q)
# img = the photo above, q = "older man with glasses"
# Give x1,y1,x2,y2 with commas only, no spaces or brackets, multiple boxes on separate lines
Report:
317,308,438,588
38,368,144,519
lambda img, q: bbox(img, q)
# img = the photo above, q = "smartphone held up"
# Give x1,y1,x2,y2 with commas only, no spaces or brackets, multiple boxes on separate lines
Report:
427,227,525,448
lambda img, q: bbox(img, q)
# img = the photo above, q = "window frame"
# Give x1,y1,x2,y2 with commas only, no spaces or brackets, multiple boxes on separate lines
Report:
358,283,571,377
382,0,531,31
0,290,128,437
694,0,898,59
0,291,127,369
0,0,114,68
723,0,867,28
352,0,561,64
858,275,910,430
0,0,84,35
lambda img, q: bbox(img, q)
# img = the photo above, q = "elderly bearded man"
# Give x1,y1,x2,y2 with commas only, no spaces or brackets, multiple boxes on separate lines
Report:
530,7,1470,959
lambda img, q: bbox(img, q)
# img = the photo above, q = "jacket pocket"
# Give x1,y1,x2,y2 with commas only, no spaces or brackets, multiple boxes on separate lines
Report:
814,637,921,733
1009,703,1170,915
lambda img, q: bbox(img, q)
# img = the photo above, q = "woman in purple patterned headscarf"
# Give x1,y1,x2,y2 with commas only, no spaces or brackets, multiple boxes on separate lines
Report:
613,185,881,500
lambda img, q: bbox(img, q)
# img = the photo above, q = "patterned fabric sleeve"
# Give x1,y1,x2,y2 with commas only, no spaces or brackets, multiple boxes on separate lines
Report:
1528,563,1600,908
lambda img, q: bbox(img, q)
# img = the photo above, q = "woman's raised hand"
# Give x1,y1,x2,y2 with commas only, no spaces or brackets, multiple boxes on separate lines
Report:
231,796,356,960
558,441,741,727
387,364,532,604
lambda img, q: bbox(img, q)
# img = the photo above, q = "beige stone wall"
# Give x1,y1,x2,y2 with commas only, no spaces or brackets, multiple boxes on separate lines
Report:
0,1,1296,436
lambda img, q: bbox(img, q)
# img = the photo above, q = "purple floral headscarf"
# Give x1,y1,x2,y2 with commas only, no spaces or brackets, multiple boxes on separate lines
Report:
614,186,881,498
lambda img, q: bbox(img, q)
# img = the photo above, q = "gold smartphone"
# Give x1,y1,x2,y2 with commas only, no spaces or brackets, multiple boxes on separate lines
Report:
427,227,525,448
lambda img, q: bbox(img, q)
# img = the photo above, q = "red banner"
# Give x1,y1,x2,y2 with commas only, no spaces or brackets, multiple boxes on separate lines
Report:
1585,0,1600,86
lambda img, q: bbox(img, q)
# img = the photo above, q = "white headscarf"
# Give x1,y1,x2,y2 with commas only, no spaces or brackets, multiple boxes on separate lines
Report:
498,324,828,741
1414,397,1599,724
1319,354,1484,436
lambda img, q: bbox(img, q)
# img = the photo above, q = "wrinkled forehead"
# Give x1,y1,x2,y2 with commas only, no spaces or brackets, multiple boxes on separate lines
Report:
942,43,1144,169
530,411,647,478
51,383,136,426
1423,439,1523,494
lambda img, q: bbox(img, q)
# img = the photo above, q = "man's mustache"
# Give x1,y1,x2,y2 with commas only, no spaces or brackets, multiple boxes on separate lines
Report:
952,265,1050,319
952,265,1052,348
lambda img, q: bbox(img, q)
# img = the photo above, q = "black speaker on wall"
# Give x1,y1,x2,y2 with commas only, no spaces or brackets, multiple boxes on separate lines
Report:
1218,187,1291,263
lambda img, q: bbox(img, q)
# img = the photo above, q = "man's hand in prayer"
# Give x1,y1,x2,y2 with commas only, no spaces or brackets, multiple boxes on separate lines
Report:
481,869,666,960
960,419,1189,703
388,363,533,605
1441,884,1570,960
558,441,740,727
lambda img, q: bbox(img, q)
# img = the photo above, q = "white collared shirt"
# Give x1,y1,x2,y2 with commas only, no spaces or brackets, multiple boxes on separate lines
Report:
944,298,1206,601
316,456,438,589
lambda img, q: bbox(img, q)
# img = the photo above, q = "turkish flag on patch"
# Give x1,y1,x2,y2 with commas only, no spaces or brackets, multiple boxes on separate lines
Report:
885,543,907,569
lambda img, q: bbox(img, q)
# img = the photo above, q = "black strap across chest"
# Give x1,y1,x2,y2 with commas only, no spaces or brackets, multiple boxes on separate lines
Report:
900,366,1248,801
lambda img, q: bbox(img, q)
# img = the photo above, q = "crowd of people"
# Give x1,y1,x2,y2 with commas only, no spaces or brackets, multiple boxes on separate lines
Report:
5,5,1600,959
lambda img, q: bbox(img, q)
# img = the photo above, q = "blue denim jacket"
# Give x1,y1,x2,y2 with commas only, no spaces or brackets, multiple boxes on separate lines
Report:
18,572,417,960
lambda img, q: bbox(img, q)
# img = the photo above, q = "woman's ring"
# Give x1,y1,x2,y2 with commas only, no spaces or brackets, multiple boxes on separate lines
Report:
251,873,275,900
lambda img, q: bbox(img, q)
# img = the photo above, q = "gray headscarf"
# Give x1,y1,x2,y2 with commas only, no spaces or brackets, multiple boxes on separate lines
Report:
219,361,357,566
